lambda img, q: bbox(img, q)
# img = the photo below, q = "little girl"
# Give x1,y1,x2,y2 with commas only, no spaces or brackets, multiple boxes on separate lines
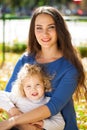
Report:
0,63,65,130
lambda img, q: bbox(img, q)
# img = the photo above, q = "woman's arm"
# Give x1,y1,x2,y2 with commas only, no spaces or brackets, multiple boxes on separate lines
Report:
0,105,50,130
5,55,25,92
15,105,51,125
5,53,35,92
34,112,65,130
46,65,79,116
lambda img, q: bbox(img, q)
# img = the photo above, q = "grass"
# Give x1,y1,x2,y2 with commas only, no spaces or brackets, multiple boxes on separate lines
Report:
0,52,87,129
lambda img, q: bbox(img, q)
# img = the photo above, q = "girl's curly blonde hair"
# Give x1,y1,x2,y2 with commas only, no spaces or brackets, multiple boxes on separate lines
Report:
12,63,52,97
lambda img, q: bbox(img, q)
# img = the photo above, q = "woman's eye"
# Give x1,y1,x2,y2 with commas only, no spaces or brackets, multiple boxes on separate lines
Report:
36,27,42,31
48,25,56,30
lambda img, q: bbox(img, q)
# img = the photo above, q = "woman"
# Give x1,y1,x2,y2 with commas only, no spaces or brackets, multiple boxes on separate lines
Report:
0,6,86,130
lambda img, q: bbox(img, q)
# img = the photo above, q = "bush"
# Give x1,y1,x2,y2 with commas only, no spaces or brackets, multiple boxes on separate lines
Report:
0,43,27,53
0,43,87,57
12,43,27,53
77,46,87,58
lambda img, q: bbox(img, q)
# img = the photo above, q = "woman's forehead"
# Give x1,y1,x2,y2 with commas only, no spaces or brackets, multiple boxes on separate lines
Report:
35,14,55,25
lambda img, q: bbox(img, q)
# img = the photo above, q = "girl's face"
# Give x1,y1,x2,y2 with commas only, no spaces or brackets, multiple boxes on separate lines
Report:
23,75,45,100
35,13,58,49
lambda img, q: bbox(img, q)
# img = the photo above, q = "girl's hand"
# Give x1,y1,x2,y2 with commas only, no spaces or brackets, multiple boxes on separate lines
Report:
9,107,23,117
0,117,15,130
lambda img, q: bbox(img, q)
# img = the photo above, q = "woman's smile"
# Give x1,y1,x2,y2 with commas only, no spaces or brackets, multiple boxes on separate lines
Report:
41,38,51,42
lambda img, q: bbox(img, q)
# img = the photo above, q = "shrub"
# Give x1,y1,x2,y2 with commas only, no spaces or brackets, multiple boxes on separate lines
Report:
0,43,27,53
77,46,87,58
0,43,87,57
12,43,27,53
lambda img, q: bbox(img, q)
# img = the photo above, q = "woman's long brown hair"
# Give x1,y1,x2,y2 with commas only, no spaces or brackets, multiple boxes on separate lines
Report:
27,6,87,101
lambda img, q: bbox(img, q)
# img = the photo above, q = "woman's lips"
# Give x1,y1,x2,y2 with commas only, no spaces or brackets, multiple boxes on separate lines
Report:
41,38,51,42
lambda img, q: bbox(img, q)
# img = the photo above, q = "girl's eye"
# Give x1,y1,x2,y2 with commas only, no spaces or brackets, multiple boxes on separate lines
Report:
36,84,41,88
26,85,31,89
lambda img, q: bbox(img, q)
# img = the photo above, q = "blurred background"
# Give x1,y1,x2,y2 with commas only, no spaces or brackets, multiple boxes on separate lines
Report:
0,1,87,129
0,0,87,17
0,0,87,46
0,0,87,61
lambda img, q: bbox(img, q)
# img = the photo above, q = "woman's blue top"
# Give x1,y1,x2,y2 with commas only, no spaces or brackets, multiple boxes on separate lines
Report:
5,53,79,130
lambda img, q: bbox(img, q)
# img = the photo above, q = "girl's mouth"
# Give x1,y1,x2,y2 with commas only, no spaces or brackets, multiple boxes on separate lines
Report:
32,93,38,96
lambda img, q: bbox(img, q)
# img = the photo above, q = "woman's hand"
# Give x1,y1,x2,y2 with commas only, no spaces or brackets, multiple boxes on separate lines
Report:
18,123,43,130
0,116,43,130
32,120,43,128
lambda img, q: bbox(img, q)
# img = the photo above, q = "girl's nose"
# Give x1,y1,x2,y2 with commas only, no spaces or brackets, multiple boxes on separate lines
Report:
32,86,36,90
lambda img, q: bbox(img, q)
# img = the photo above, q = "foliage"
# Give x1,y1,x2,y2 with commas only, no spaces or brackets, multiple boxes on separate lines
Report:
1,43,87,58
0,0,72,14
75,101,87,130
11,43,27,53
77,46,87,58
0,43,27,53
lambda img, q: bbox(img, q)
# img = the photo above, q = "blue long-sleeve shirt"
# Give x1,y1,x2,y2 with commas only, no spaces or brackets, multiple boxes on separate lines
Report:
5,52,79,130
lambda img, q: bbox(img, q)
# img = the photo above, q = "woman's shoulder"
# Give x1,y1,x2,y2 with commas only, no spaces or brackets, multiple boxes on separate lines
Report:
51,56,78,74
20,52,33,58
51,56,74,68
57,56,75,67
60,57,78,75
19,52,35,64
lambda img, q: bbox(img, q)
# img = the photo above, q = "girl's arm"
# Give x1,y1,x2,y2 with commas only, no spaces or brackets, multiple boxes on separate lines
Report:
43,112,65,130
8,107,23,117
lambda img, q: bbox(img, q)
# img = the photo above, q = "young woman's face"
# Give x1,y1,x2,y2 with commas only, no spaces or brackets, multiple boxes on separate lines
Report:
23,75,45,100
35,13,58,49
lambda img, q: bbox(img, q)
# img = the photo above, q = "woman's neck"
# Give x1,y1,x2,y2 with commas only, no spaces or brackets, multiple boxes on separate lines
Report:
36,48,63,63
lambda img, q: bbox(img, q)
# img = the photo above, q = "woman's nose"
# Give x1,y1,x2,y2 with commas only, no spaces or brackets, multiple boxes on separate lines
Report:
43,29,49,35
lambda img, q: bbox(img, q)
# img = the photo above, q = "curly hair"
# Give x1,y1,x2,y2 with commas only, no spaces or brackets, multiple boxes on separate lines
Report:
12,63,52,97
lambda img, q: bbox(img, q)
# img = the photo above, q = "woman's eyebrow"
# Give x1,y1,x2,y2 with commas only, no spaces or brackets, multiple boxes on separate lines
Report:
48,23,55,26
35,23,55,26
35,24,42,26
